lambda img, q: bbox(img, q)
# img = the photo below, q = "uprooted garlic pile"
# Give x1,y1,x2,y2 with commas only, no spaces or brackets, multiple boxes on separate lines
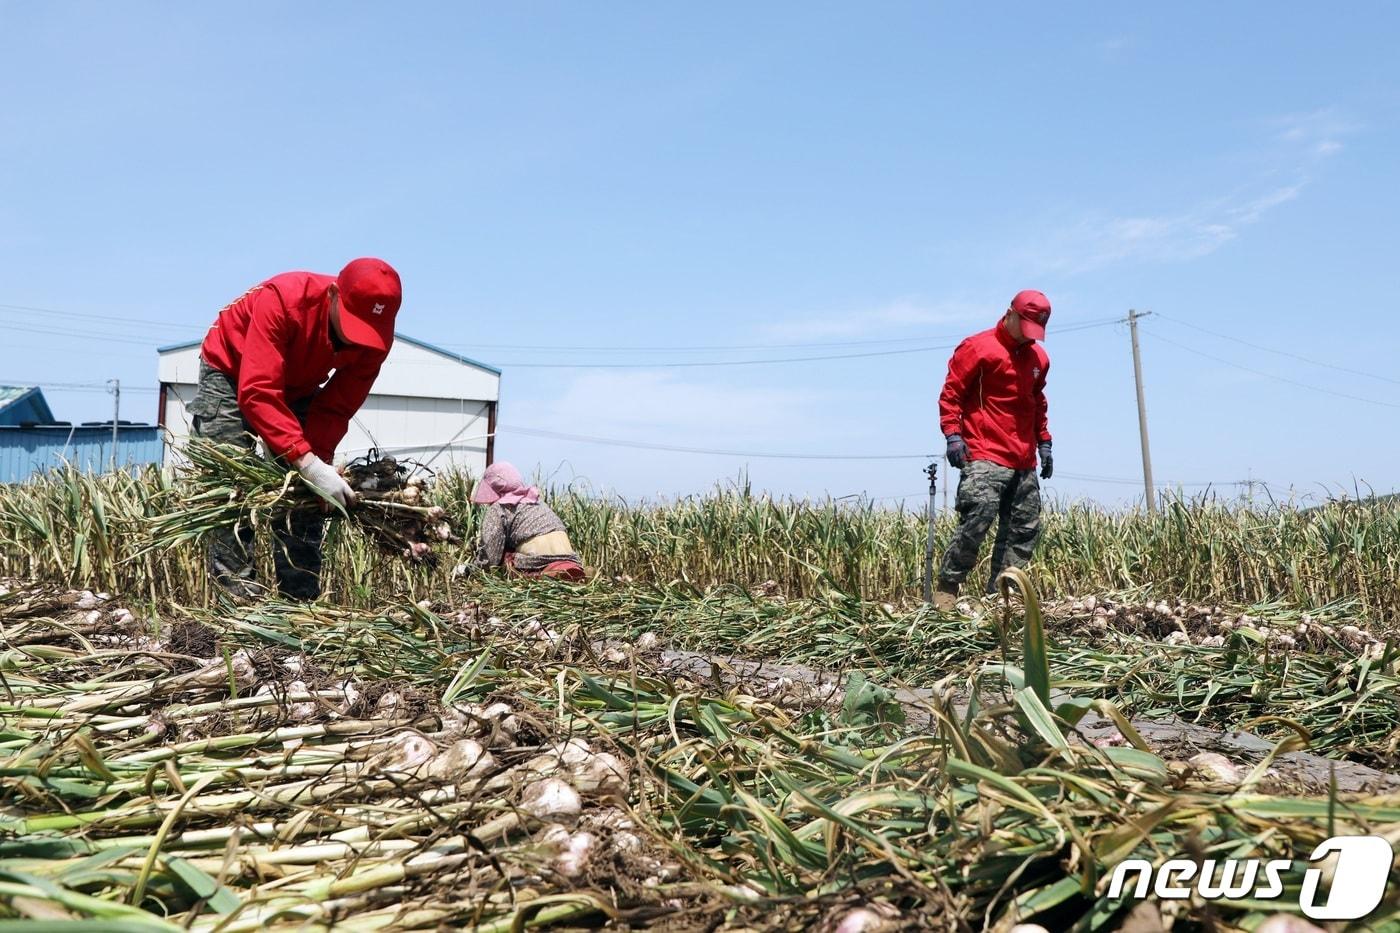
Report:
1048,593,1390,656
0,587,690,931
339,453,460,562
150,440,461,566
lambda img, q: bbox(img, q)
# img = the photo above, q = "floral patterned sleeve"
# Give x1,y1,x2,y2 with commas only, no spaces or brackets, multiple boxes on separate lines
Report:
474,504,508,568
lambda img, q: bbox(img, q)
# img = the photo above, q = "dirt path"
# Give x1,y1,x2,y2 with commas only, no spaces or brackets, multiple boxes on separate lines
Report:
653,647,1400,795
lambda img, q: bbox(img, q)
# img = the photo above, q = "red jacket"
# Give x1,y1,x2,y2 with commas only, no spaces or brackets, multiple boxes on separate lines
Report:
200,272,388,462
938,321,1050,472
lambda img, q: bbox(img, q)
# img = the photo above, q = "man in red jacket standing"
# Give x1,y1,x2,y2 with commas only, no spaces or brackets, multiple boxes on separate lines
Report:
933,289,1053,610
188,257,402,601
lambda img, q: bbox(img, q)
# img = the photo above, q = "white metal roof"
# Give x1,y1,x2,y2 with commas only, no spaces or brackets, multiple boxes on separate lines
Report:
158,332,500,403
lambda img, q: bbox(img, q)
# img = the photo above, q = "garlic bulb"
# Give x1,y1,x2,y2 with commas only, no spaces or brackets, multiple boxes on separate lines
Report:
553,830,596,877
578,752,629,796
375,691,406,718
521,777,582,823
380,730,435,773
285,680,318,721
1188,751,1241,784
334,678,362,716
425,738,495,781
835,907,896,933
188,649,256,688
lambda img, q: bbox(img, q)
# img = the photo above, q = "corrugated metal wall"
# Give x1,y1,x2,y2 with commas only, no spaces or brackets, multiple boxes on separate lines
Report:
0,426,163,483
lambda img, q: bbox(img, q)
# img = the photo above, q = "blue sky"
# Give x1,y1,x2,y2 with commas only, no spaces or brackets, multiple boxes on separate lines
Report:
3,3,1399,507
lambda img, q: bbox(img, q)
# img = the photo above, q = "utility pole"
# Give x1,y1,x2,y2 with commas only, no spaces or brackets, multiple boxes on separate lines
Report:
108,379,120,470
1125,310,1155,513
922,459,939,603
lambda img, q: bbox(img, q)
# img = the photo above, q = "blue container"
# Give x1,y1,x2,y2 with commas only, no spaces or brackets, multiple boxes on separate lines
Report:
0,425,163,483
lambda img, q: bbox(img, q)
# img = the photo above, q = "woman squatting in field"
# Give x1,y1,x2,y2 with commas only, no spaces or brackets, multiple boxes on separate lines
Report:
469,461,587,582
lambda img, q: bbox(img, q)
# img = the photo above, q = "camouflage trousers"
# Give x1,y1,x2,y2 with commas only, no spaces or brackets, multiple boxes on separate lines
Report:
938,458,1042,594
188,360,325,601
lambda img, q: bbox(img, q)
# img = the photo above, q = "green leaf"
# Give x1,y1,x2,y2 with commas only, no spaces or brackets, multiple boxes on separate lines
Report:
1055,695,1094,727
998,567,1051,706
0,838,98,859
53,846,143,884
1014,687,1069,750
839,671,906,731
162,856,241,915
1011,875,1084,918
441,648,492,706
1099,746,1168,783
945,758,1050,814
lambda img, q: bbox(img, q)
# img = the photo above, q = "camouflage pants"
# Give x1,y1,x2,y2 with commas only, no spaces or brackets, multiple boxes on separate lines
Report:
188,360,325,601
938,458,1042,594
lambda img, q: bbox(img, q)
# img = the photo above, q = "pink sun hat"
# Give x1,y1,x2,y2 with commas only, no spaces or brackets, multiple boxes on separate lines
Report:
472,461,541,506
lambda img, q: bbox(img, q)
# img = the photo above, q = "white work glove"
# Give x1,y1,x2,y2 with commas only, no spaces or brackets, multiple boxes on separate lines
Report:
296,454,356,508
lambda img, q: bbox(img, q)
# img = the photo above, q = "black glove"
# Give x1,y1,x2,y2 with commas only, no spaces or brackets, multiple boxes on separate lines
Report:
1038,442,1053,479
946,434,967,469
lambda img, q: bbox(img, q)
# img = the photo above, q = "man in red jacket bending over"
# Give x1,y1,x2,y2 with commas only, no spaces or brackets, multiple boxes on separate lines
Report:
932,289,1053,611
189,257,402,601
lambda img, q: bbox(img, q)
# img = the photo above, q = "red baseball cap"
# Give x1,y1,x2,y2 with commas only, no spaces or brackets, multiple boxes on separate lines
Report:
334,258,402,352
1010,289,1051,340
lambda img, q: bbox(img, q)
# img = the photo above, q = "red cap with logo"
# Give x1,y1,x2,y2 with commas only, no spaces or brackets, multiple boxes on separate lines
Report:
335,258,402,352
1010,289,1051,340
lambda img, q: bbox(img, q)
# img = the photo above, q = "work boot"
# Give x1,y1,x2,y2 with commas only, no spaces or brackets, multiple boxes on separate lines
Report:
932,581,960,612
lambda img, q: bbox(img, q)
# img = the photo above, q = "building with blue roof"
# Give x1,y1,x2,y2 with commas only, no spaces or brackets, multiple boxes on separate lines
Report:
0,386,162,483
0,386,56,426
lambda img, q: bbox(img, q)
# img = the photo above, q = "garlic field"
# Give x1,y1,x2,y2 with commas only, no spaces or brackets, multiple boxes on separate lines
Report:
0,463,1397,931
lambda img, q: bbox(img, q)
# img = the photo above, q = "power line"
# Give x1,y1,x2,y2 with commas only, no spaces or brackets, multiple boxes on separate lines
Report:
0,303,194,329
1055,470,1240,488
3,299,954,351
452,337,949,352
1,298,1121,358
838,492,925,503
441,333,975,352
493,342,962,368
0,320,1120,368
7,320,1122,371
495,424,1260,486
1143,328,1400,410
0,320,166,347
1,342,154,358
420,319,1120,369
507,318,1119,364
437,316,1125,353
1154,312,1400,387
6,380,157,394
1,299,1123,353
498,424,934,460
4,324,970,367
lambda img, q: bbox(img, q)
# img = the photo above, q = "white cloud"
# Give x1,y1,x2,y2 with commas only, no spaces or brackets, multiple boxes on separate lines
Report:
757,299,983,341
508,370,830,439
496,371,859,498
1024,205,1241,274
1228,183,1302,224
1017,109,1358,275
1271,108,1358,155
